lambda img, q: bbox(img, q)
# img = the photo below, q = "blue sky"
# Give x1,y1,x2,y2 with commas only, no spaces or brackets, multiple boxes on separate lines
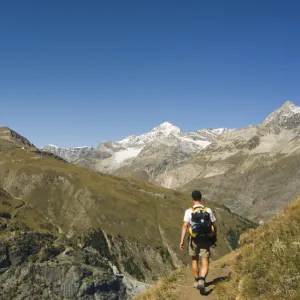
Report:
1,0,299,147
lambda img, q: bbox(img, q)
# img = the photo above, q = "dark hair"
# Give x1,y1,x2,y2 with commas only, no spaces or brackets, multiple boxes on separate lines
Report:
191,190,202,201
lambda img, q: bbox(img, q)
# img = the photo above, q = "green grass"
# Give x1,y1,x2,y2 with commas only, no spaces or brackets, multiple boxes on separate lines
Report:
216,198,300,300
133,268,187,300
0,138,254,267
0,186,58,235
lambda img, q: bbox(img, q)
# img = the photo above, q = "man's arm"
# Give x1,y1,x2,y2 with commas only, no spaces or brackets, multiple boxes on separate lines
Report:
208,208,217,236
212,222,217,236
180,221,189,250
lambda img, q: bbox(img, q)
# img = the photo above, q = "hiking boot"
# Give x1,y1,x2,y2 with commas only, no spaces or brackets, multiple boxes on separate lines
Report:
197,279,205,295
193,281,198,288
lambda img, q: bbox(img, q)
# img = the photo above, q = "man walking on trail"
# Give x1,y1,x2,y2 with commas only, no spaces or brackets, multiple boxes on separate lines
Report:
180,190,217,295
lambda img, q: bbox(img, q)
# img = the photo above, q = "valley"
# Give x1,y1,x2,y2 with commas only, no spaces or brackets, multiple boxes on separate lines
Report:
0,127,253,299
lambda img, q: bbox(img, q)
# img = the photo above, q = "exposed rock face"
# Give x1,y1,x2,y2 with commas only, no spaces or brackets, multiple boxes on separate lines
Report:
42,145,93,162
0,187,126,299
262,100,300,128
0,127,35,148
0,229,126,300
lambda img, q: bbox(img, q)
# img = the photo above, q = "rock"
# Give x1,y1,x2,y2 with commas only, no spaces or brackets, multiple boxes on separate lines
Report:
0,246,10,268
0,228,127,300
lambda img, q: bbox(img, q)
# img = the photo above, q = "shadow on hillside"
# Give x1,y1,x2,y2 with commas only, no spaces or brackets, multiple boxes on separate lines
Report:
206,276,229,287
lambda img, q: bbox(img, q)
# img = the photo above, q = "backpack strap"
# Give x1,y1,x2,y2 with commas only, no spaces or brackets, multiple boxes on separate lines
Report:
190,206,207,213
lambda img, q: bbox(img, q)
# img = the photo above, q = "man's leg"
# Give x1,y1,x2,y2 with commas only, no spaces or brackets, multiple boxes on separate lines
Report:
192,256,199,278
197,248,210,294
200,257,209,279
189,239,200,288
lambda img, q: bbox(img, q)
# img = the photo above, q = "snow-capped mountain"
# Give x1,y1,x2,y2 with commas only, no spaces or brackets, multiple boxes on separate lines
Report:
118,122,226,149
119,122,181,147
43,122,230,175
262,100,300,128
85,122,230,176
42,145,92,162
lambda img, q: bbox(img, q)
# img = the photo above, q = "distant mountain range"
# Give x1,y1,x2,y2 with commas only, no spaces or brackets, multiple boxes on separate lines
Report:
43,100,300,223
43,122,231,177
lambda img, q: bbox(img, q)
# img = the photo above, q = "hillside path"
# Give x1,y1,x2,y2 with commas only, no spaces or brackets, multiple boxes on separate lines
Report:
179,266,229,300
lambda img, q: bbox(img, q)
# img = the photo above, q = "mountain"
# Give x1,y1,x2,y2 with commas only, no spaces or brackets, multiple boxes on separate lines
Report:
262,100,300,128
0,128,253,299
0,127,35,148
156,101,300,222
42,144,93,162
43,122,231,179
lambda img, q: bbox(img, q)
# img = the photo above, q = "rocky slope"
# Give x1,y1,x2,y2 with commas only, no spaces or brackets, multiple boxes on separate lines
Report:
0,187,126,300
0,128,254,299
43,122,230,178
42,145,93,162
156,101,300,222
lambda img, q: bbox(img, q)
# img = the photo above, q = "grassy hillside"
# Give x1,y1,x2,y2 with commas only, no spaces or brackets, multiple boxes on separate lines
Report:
0,128,255,298
0,186,127,299
216,197,300,300
133,267,187,300
0,186,57,234
0,129,253,252
134,198,300,300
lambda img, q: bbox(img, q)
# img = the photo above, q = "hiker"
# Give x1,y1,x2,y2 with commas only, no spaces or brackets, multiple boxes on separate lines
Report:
180,190,217,294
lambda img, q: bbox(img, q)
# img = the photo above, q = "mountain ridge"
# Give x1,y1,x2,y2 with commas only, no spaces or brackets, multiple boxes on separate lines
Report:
43,122,230,159
35,100,300,222
42,122,231,176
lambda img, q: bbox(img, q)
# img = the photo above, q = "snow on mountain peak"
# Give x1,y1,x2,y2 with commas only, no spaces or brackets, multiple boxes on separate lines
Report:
262,100,300,127
212,128,229,135
196,128,232,141
44,122,231,167
151,122,181,135
47,144,58,148
118,122,181,147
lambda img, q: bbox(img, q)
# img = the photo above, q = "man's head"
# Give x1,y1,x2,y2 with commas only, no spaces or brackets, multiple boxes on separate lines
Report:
191,190,202,202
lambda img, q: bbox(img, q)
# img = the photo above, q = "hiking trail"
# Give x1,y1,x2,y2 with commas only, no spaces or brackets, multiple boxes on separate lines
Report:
179,265,229,300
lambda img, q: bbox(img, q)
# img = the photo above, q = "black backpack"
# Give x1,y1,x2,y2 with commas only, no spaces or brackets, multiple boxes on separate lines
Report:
188,206,215,238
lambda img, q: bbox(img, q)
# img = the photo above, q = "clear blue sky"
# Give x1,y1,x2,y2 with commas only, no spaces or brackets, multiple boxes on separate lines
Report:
1,0,299,147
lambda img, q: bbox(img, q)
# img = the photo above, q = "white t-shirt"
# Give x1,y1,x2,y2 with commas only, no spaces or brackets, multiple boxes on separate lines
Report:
183,204,216,224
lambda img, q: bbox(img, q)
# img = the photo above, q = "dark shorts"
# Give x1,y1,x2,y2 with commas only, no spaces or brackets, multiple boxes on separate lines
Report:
188,237,211,258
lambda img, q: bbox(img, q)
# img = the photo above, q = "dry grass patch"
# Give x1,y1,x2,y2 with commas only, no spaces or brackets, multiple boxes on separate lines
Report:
216,197,300,300
133,267,187,300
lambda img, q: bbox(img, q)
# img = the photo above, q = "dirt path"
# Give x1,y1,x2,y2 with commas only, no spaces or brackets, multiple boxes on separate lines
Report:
179,266,229,300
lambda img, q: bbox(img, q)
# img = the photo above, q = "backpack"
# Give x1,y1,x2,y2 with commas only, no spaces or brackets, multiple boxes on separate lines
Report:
188,206,215,238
